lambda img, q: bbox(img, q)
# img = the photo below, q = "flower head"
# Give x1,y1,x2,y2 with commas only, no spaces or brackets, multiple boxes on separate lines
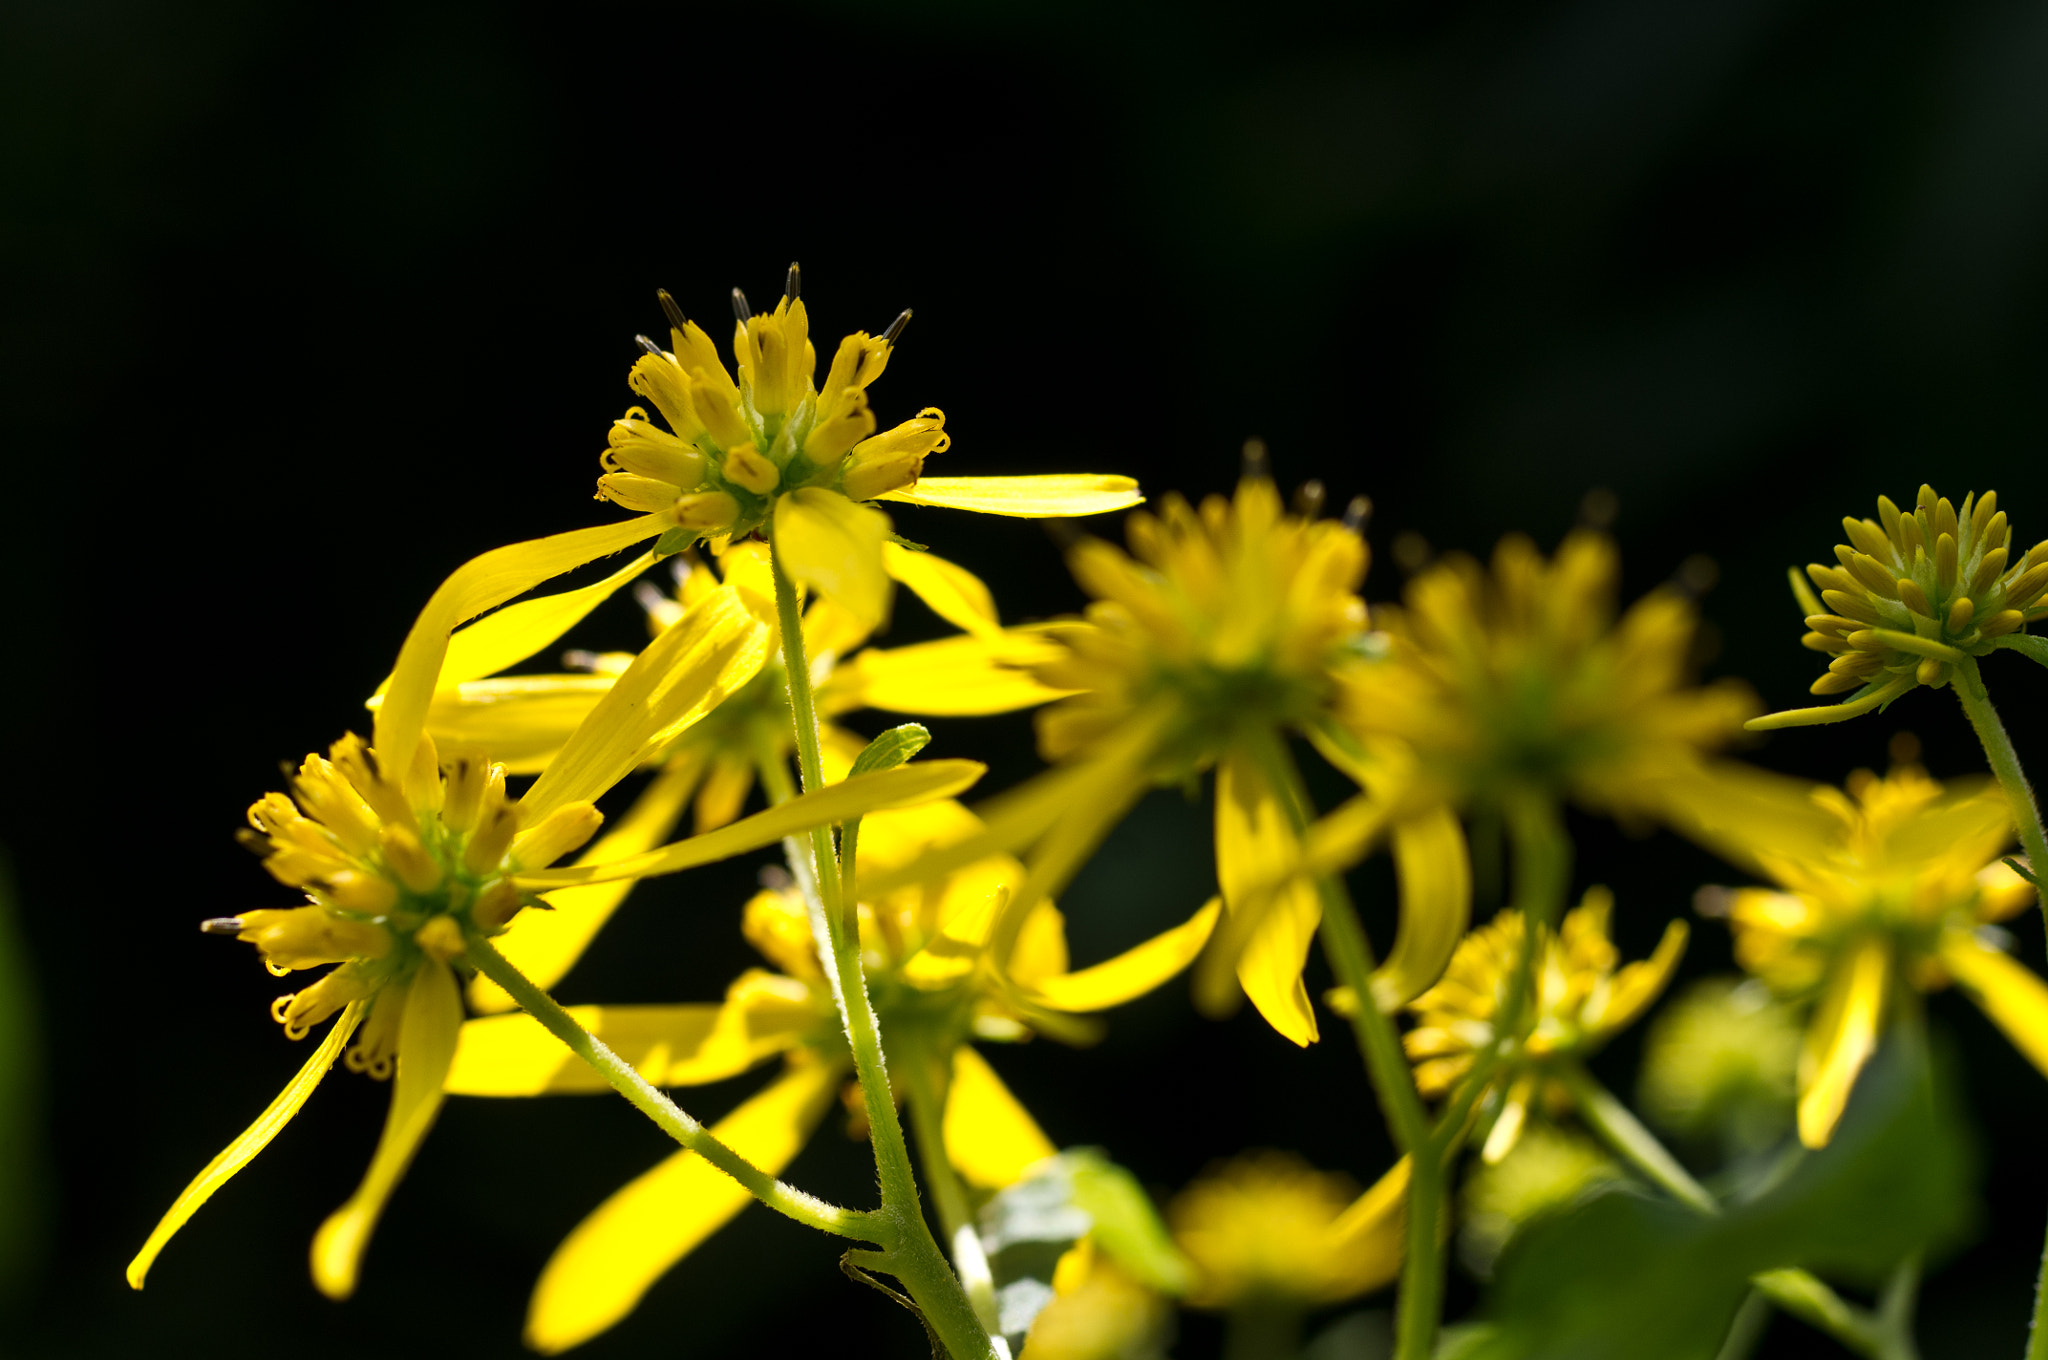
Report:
1403,889,1687,1161
1636,977,1800,1154
1167,1150,1407,1310
1692,761,2048,1146
1339,531,1755,818
1752,486,2048,729
595,268,1142,626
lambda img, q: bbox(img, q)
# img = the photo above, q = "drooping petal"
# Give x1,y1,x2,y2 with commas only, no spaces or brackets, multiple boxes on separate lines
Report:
881,542,1001,637
1212,747,1321,1046
1651,760,1838,876
470,757,700,1012
831,628,1078,716
127,1003,366,1288
311,960,463,1298
1370,810,1471,1011
446,996,807,1095
943,1046,1056,1190
524,1061,843,1354
375,514,670,770
521,587,770,820
1940,934,2048,1077
1029,900,1222,1013
1796,937,1889,1149
516,761,988,890
421,551,657,692
1325,1156,1409,1296
875,474,1144,518
773,488,894,630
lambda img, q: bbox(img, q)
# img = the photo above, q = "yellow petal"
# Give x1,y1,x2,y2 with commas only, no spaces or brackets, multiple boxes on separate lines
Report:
1028,900,1222,1013
375,514,669,771
1326,1156,1409,1296
1600,919,1690,1035
1369,809,1471,1011
875,474,1144,518
311,960,463,1299
773,488,893,630
881,542,1001,637
943,1046,1056,1190
446,997,807,1095
421,550,656,692
516,761,988,890
520,586,770,821
1651,760,1838,875
524,1061,843,1354
127,1003,366,1288
1797,937,1889,1148
419,674,614,774
469,758,699,1012
831,628,1077,716
1213,747,1320,1046
1940,934,2048,1077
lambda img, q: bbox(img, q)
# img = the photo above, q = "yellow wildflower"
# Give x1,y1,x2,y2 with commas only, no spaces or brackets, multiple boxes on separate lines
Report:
445,794,1218,1353
1402,889,1687,1162
1167,1150,1408,1310
1688,761,2048,1146
1751,486,2048,729
594,267,1143,626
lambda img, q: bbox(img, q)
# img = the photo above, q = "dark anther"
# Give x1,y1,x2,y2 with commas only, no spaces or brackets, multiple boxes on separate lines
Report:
1241,438,1272,482
758,864,793,891
731,288,752,323
1341,496,1372,532
882,309,913,345
200,916,246,936
634,334,662,357
784,262,801,300
235,828,270,856
1293,480,1327,519
657,289,688,332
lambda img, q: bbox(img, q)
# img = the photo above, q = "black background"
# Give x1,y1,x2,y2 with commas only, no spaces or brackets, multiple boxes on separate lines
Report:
7,1,2048,1356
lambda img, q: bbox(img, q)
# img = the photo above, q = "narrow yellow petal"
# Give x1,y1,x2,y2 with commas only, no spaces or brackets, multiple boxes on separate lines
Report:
1029,901,1221,1013
831,628,1077,716
1744,674,1918,732
881,542,1001,636
875,474,1144,518
470,758,699,1012
127,1003,365,1288
1941,934,2048,1077
413,550,656,694
1370,810,1472,1011
419,674,614,774
1797,938,1889,1148
311,960,463,1298
1600,920,1690,1034
375,514,669,769
773,488,893,630
1652,760,1837,876
943,1046,1056,1190
517,761,988,890
1214,748,1321,1046
1326,1156,1409,1295
521,587,770,820
524,1061,843,1354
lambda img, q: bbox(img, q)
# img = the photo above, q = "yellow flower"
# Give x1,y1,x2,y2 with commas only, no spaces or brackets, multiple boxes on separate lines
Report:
1167,1150,1409,1310
1402,889,1687,1163
445,794,1218,1353
1337,530,1756,819
1751,486,2048,729
1689,761,2048,1147
594,267,1143,626
420,536,1078,1013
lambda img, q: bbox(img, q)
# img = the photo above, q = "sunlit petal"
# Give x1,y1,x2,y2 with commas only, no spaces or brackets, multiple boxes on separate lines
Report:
1369,810,1471,1011
943,1046,1056,1190
1796,937,1889,1148
1211,747,1320,1046
417,551,656,693
831,628,1077,716
1029,901,1221,1014
1326,1156,1409,1295
1941,934,2048,1077
882,542,1001,637
875,474,1144,518
773,488,894,630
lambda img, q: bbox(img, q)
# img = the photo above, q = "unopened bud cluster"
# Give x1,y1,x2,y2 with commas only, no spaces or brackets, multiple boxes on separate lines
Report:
1802,485,2048,694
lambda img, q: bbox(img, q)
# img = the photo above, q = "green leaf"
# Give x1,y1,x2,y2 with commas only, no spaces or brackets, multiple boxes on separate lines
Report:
848,724,932,779
1460,1031,1972,1360
2004,857,2043,890
1067,1150,1194,1295
884,533,930,552
652,526,698,558
1993,633,2048,670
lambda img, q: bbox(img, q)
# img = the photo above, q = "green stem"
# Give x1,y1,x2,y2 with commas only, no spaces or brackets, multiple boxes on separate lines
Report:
1714,1290,1773,1360
896,1034,1003,1334
463,932,878,1243
767,540,997,1360
1560,1063,1917,1360
1953,656,2048,928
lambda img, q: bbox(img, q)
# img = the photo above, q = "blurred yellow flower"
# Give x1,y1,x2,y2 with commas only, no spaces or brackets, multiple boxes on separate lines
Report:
1752,486,2048,729
593,267,1142,625
1401,888,1686,1162
1690,762,2048,1146
1021,1250,1173,1360
1167,1150,1408,1310
446,793,1217,1353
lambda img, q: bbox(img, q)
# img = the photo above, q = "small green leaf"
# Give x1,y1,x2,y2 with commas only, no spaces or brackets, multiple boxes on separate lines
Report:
848,724,932,779
652,526,698,558
2004,857,2043,890
1067,1149,1194,1296
1993,633,2048,670
885,533,930,551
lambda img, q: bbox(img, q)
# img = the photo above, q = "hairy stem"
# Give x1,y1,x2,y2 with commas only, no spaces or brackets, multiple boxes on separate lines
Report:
1953,657,2048,929
897,1033,1003,1334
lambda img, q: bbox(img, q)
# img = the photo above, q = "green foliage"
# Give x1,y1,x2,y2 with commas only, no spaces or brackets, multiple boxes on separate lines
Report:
849,723,933,778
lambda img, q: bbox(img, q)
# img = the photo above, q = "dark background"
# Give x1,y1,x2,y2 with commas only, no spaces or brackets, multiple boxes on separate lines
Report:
6,0,2048,1355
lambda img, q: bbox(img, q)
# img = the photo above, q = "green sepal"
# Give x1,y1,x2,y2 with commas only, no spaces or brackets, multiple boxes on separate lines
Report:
652,526,698,558
849,724,933,779
885,533,930,552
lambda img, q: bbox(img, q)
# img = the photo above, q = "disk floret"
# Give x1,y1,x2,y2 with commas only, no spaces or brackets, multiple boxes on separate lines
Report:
217,732,599,1073
1801,485,2048,696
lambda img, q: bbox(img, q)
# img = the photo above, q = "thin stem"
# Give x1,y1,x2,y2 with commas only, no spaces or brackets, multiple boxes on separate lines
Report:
767,541,998,1360
463,932,879,1243
1952,656,2048,934
1562,1062,1917,1360
1714,1290,1773,1360
896,1034,1002,1334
